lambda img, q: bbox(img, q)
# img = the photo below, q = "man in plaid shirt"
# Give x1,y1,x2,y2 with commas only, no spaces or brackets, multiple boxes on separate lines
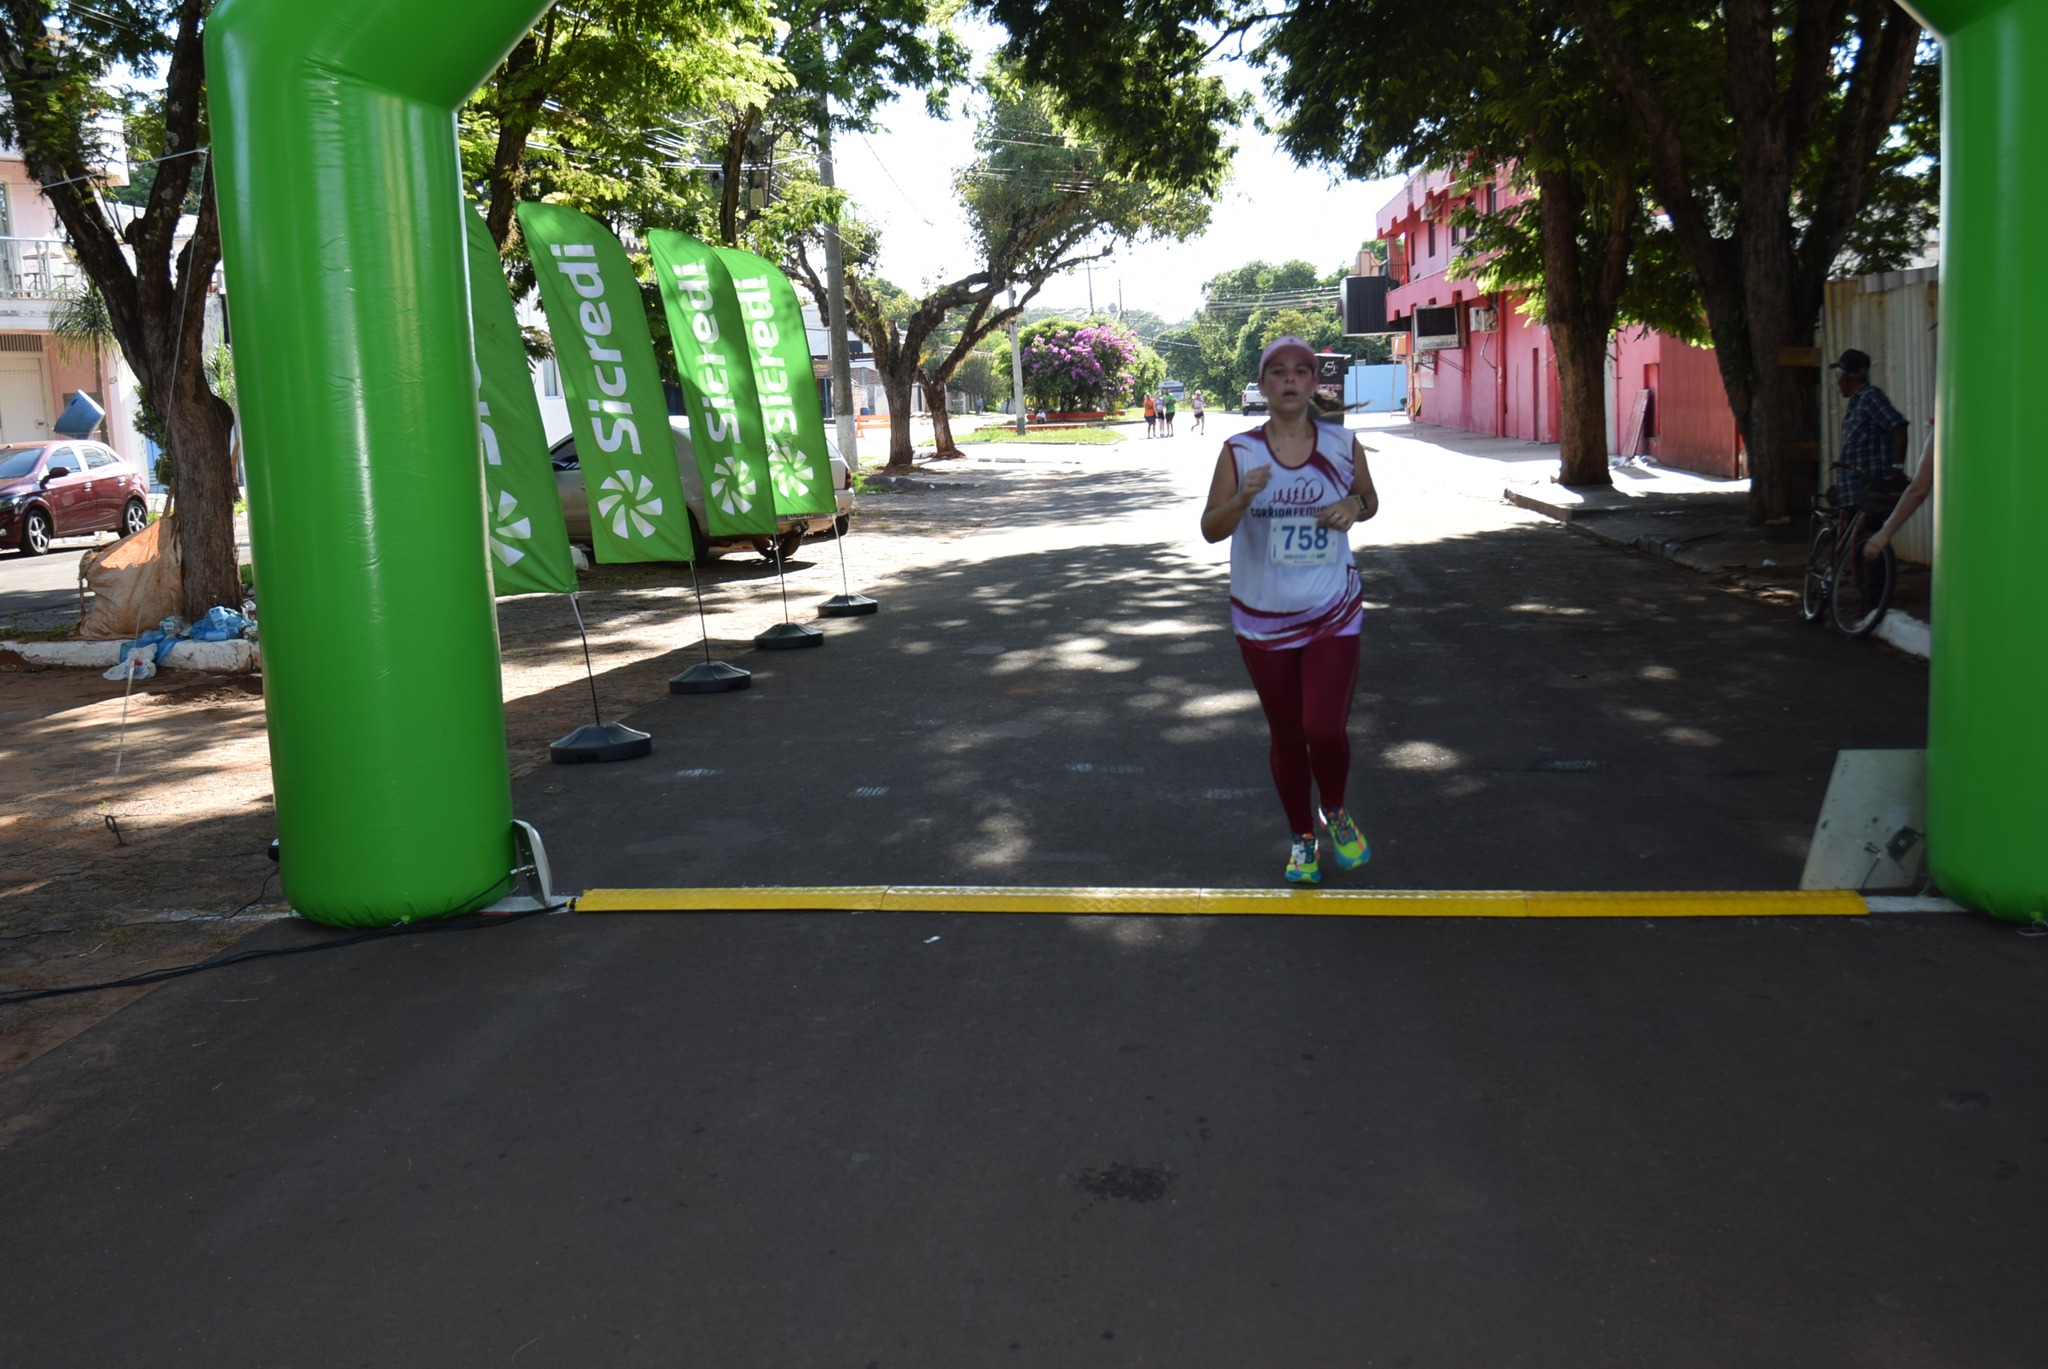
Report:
1830,348,1909,506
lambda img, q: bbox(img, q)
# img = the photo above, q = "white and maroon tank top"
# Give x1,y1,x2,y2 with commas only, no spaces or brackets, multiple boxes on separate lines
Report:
1227,421,1364,647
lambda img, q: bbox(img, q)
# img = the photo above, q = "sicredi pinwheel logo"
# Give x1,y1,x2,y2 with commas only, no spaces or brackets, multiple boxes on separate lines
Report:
489,490,532,566
768,438,816,503
709,454,757,515
597,469,663,539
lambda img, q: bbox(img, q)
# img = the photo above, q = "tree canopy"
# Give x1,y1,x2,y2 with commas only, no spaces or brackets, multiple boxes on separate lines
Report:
983,0,1937,512
1577,0,1934,518
795,67,1217,465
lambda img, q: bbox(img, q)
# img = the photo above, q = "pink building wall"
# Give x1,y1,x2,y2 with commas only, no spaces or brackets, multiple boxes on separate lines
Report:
1610,329,1741,476
1375,168,1733,474
1,152,146,461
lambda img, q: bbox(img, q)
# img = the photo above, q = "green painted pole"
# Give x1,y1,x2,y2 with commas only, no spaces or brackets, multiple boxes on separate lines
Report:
206,0,551,926
1899,0,2048,921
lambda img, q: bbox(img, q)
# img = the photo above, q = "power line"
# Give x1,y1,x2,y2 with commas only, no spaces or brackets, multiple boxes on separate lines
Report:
857,131,935,228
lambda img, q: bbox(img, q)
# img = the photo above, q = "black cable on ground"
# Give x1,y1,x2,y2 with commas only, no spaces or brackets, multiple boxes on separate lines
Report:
0,892,542,1008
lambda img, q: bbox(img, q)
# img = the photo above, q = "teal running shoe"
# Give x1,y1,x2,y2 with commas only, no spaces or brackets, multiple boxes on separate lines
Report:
1320,806,1371,870
1285,833,1321,885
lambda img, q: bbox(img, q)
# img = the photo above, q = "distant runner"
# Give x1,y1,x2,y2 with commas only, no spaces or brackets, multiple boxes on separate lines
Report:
1189,390,1206,434
1200,336,1381,885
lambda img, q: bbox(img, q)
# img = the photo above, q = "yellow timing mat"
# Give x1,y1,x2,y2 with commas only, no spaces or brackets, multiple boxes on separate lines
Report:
574,886,1869,918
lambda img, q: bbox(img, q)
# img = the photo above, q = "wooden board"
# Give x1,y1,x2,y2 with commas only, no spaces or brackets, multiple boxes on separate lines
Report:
1621,388,1651,457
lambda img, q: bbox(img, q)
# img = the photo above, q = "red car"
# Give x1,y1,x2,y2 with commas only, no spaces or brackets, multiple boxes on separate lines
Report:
0,440,151,555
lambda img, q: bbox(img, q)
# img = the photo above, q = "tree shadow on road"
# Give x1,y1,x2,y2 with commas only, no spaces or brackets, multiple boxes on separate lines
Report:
523,514,1928,895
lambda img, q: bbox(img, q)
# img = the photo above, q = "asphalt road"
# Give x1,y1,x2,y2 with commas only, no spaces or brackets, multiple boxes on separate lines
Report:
0,529,104,628
9,418,2038,1368
0,510,246,633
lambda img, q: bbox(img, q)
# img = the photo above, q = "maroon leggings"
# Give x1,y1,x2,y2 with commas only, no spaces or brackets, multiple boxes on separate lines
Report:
1238,633,1361,834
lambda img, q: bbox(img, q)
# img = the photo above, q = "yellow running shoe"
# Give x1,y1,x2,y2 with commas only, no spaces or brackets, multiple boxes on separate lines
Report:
1320,806,1371,870
1285,833,1321,885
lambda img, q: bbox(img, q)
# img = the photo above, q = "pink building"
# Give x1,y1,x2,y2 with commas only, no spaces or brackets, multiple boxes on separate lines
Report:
1373,169,1740,477
1608,327,1742,478
0,140,147,460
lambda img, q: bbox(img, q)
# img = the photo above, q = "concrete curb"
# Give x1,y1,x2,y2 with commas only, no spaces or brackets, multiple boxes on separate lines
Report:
862,473,985,492
0,637,261,673
1519,489,1932,662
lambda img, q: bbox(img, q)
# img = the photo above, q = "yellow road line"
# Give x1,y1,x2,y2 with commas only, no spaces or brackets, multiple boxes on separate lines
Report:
573,886,1869,918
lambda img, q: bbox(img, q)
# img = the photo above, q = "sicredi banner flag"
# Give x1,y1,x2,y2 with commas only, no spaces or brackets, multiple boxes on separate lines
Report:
516,202,695,563
647,230,776,539
462,205,575,596
713,246,836,519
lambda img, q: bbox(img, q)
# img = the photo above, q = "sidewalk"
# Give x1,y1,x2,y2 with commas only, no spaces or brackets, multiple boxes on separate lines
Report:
1363,419,1931,659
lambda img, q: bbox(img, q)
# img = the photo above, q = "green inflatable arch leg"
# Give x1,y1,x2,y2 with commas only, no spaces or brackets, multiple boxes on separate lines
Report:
207,0,551,926
1902,0,2048,921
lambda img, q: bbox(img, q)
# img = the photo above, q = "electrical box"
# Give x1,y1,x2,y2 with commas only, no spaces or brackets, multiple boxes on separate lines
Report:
1468,305,1499,333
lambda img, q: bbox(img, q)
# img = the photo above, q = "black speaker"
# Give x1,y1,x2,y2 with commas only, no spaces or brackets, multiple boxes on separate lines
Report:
1342,275,1392,335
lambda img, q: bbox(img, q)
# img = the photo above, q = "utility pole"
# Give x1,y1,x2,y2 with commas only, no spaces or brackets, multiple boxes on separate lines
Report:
1009,288,1027,435
815,78,860,471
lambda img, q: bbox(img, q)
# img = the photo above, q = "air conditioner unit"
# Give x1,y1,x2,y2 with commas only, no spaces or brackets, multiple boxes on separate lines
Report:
1468,305,1499,334
1412,304,1462,351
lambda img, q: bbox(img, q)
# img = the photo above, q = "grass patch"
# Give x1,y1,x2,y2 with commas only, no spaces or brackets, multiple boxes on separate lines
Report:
955,426,1125,446
2,619,81,642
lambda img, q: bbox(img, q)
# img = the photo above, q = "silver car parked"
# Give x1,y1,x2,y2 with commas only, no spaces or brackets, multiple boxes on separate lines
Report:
551,417,854,561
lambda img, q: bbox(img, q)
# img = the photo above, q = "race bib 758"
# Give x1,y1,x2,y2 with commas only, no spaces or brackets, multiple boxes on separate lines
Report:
1269,516,1344,566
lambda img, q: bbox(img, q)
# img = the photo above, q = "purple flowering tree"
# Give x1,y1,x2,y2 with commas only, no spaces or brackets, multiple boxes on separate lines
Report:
1021,320,1140,414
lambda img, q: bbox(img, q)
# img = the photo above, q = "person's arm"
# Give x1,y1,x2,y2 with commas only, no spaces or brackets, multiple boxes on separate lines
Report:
1316,436,1382,530
1202,443,1267,542
1864,452,1934,557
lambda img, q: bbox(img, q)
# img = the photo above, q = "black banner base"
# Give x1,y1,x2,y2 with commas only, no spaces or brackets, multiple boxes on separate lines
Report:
550,722,653,764
819,593,879,617
755,622,824,650
670,659,753,693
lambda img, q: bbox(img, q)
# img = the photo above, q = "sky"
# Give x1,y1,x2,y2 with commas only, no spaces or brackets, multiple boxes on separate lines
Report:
829,28,1404,327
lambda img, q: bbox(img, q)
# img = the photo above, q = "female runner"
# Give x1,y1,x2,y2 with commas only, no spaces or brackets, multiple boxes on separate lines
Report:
1200,337,1380,884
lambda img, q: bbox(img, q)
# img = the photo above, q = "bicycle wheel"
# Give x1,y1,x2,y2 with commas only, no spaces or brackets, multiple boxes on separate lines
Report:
1831,534,1896,637
1801,525,1835,622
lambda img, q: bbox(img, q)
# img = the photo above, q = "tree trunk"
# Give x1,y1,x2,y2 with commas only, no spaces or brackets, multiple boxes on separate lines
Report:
1728,312,1821,524
882,370,918,469
481,21,552,249
1534,165,1618,488
718,113,750,246
160,178,241,619
1705,181,1823,524
1552,329,1611,486
921,374,960,457
159,356,242,619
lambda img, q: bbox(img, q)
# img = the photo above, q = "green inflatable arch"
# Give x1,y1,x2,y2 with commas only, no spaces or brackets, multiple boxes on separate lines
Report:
1902,0,2047,923
207,0,2045,924
207,0,551,926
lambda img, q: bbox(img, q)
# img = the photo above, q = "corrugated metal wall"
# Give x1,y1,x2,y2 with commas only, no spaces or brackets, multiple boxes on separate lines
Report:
1819,267,1939,564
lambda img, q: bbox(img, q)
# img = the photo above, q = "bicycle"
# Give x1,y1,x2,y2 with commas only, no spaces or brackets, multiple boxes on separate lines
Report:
1801,461,1902,637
